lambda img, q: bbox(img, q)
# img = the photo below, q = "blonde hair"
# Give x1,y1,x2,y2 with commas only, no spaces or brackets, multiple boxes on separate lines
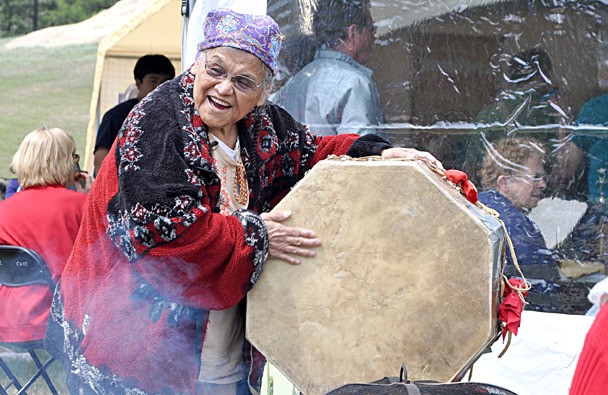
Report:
11,127,77,188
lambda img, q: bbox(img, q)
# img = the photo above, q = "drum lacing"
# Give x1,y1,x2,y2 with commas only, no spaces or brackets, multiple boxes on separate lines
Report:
477,202,531,358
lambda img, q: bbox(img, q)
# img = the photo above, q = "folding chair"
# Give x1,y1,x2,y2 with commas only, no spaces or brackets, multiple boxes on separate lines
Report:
0,245,58,395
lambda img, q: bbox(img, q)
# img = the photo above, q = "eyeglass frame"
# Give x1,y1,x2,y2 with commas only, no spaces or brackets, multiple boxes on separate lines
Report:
506,171,548,183
203,60,264,94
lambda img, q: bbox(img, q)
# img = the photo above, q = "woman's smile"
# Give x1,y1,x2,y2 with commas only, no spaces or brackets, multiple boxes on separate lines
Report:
208,96,232,110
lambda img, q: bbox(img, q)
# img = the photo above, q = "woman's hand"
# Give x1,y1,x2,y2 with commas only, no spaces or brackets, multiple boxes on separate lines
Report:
261,210,321,265
382,147,444,170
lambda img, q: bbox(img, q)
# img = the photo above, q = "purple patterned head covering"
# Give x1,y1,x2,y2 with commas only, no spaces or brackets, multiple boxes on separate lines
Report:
197,9,282,75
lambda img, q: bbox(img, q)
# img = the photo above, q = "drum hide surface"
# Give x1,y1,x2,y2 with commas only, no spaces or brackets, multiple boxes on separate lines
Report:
246,159,504,395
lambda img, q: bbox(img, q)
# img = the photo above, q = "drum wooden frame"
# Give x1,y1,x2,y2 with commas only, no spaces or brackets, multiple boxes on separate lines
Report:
247,158,505,395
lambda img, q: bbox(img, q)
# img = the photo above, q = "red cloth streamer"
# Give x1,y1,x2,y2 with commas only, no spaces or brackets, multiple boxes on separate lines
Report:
444,169,478,204
498,278,528,340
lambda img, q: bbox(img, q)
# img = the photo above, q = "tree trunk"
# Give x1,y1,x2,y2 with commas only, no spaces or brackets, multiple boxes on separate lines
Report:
33,0,38,31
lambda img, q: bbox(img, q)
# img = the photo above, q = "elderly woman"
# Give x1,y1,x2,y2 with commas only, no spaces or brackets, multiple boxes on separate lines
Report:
478,137,553,270
0,127,91,345
46,9,441,395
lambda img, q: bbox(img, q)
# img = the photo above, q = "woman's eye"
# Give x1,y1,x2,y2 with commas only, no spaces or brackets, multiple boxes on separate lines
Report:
210,66,225,76
235,77,255,90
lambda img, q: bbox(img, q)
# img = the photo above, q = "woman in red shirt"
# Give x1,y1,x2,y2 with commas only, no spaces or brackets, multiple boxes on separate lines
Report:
0,126,92,343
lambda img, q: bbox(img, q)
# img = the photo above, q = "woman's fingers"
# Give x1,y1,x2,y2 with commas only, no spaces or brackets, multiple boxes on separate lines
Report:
382,147,444,169
262,210,322,265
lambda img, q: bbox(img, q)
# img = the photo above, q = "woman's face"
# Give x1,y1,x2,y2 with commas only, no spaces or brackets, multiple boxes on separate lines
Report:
193,47,266,133
498,153,548,210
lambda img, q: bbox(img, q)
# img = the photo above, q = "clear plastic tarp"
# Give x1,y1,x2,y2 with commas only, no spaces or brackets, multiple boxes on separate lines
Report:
267,0,608,315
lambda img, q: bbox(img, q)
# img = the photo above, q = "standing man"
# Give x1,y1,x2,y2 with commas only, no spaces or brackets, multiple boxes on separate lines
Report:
93,54,175,174
271,0,385,136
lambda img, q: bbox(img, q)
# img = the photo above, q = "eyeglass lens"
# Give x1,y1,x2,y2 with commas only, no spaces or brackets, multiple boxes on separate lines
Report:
205,62,260,93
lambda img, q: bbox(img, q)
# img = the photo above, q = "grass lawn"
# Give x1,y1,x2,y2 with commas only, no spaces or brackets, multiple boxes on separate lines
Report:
0,38,97,178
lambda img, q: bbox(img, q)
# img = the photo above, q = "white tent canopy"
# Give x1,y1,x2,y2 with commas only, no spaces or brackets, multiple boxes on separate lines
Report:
83,0,181,172
84,0,268,172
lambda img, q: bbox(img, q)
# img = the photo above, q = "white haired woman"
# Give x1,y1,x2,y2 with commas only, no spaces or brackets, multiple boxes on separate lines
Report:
46,9,441,395
0,127,92,346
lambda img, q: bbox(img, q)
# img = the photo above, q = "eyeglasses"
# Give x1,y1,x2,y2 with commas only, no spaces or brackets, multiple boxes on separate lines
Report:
204,61,263,94
508,172,547,183
73,153,80,163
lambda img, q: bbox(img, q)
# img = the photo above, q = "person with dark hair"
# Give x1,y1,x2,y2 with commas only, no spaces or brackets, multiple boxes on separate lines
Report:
45,8,441,395
271,0,384,136
93,54,176,174
463,47,571,187
475,47,563,126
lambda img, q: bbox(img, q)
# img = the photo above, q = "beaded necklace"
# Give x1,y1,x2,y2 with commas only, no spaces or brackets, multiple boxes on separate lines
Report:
233,159,249,206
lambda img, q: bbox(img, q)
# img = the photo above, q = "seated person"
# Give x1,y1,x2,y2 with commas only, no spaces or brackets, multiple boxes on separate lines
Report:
0,127,92,344
93,54,175,174
464,47,570,187
548,93,608,268
4,177,19,198
478,137,555,271
478,137,595,314
573,92,608,204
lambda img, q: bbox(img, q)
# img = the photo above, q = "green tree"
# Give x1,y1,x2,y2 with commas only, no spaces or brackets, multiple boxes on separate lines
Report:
41,0,120,27
0,0,120,38
0,0,33,37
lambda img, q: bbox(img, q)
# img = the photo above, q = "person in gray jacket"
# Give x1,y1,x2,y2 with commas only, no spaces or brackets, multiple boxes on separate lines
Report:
271,0,385,137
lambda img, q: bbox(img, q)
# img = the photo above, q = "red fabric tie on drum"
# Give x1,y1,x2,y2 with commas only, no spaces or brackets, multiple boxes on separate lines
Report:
444,169,478,204
498,278,528,340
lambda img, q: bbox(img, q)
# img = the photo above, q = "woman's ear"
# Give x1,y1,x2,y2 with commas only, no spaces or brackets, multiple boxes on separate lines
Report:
496,175,509,193
191,58,202,76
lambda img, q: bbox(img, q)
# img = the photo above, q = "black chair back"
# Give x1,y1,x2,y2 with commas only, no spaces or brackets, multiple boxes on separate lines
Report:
0,245,54,291
0,245,58,395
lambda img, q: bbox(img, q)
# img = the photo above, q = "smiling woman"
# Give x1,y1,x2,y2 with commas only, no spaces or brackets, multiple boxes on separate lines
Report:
44,8,441,395
193,47,269,146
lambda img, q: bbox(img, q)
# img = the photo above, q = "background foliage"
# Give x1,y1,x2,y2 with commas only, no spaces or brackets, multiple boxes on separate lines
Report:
0,0,120,37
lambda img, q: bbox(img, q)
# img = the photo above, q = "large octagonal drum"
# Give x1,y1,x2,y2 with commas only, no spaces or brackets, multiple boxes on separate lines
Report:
247,158,505,395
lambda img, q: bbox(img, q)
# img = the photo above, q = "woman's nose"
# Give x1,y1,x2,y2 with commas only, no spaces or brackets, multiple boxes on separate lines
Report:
215,78,234,94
